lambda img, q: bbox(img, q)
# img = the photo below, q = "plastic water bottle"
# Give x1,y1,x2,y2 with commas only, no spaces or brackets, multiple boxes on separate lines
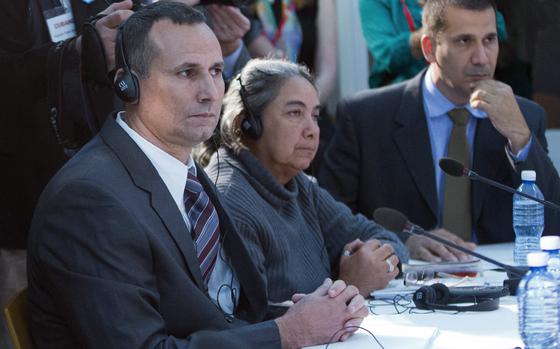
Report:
541,236,560,279
513,170,545,265
518,252,560,349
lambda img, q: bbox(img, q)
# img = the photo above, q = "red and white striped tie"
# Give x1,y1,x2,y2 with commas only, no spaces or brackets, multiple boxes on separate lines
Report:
184,168,221,282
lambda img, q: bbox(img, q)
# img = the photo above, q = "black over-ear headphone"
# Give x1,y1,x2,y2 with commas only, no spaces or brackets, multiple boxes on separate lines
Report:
237,76,262,139
113,25,140,103
413,284,508,312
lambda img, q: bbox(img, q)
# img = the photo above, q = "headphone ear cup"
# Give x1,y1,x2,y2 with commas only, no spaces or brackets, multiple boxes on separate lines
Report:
431,283,450,305
252,115,262,138
414,284,501,312
413,286,436,310
114,68,139,103
241,114,262,139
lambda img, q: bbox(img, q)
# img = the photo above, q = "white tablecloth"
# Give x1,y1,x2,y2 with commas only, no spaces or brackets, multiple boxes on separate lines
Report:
306,243,523,349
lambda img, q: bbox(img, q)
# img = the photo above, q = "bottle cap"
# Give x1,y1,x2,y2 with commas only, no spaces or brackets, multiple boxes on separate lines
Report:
521,170,536,181
541,236,560,251
527,251,549,266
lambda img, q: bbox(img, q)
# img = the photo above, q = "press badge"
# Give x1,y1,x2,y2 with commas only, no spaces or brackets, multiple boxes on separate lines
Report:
43,0,77,42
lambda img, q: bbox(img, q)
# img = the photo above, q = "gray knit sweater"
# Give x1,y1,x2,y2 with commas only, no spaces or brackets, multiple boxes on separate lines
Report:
206,147,409,306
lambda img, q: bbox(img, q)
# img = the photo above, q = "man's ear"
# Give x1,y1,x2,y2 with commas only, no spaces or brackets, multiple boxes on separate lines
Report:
421,34,436,63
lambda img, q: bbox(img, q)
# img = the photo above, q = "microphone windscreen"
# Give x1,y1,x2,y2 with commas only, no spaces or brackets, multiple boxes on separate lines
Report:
373,207,408,232
439,157,466,177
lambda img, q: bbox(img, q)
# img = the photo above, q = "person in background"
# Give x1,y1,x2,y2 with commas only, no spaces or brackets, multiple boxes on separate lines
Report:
204,3,252,80
199,59,408,311
0,1,134,347
243,0,337,175
27,3,367,348
359,0,507,88
320,0,560,262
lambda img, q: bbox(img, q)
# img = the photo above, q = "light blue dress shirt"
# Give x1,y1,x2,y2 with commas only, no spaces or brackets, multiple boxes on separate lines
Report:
421,67,531,239
223,43,243,79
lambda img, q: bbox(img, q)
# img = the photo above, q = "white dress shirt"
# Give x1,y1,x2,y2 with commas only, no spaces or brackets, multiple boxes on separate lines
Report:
116,112,239,315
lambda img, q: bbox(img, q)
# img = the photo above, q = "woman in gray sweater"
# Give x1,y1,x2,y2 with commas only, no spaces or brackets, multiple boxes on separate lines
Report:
200,59,408,316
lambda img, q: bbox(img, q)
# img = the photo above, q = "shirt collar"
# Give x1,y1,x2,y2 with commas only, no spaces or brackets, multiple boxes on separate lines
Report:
116,111,195,206
423,66,487,119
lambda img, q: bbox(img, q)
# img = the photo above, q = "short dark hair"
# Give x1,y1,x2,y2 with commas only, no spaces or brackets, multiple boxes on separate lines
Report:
117,1,207,79
422,0,497,39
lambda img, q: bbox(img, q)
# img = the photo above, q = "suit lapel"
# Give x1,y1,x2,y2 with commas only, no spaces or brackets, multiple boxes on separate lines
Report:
471,118,507,224
196,167,267,321
100,115,206,291
393,73,438,218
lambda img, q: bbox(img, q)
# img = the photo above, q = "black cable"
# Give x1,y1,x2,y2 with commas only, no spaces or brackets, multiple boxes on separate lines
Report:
212,131,221,188
216,281,238,318
324,326,384,349
214,163,238,318
367,295,414,315
204,128,238,318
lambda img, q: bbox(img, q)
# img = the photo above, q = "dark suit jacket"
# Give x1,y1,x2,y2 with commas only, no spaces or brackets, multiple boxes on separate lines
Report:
319,71,560,244
27,115,280,348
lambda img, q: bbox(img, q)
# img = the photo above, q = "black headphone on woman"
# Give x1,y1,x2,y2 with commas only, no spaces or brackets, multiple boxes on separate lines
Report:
236,76,262,139
412,283,508,312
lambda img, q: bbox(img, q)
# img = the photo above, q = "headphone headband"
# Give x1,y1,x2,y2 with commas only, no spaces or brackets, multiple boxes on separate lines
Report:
237,76,262,139
114,25,140,103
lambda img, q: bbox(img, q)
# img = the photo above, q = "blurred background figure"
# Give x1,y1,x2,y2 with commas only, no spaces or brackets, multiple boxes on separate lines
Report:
204,3,252,80
495,0,560,127
246,0,337,105
0,1,134,347
242,0,337,175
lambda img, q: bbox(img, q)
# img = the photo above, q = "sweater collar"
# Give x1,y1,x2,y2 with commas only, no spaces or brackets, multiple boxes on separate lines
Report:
221,146,299,207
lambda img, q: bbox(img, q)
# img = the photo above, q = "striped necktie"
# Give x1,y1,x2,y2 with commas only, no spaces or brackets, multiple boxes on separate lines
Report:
184,168,221,282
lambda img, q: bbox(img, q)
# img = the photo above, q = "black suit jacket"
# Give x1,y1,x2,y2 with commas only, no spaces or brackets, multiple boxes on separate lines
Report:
27,116,280,348
319,71,560,244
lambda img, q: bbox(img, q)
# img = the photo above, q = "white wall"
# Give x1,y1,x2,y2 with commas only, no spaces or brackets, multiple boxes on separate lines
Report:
335,0,370,101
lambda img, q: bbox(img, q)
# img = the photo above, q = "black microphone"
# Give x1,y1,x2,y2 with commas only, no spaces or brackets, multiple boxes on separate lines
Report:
373,207,527,293
439,157,560,212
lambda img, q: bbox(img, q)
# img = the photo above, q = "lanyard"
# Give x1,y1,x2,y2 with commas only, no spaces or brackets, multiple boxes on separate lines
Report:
400,0,416,32
271,1,296,46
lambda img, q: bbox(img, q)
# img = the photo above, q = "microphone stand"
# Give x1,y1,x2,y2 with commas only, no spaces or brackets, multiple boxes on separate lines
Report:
405,223,526,277
404,223,528,294
466,171,560,212
374,206,529,294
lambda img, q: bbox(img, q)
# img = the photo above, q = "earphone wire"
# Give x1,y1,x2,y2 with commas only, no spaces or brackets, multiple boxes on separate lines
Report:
211,134,239,318
324,326,384,349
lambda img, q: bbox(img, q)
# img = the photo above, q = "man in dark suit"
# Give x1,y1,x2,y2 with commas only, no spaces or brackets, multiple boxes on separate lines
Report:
320,0,560,262
27,3,367,348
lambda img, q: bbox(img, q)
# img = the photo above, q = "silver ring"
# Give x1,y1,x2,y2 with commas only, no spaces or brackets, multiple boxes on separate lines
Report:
343,250,352,257
385,259,395,273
